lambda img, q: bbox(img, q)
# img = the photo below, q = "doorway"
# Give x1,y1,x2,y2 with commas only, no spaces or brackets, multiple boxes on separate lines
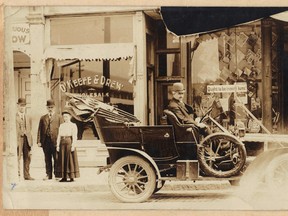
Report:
13,51,31,113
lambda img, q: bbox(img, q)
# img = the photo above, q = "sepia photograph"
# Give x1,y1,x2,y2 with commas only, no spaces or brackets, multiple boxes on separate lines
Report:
2,2,288,213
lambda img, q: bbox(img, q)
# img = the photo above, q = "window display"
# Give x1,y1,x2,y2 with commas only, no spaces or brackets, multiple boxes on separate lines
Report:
191,22,263,133
50,59,134,140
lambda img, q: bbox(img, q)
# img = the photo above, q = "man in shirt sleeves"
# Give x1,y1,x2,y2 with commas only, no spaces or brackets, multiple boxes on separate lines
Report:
37,99,62,180
16,98,34,180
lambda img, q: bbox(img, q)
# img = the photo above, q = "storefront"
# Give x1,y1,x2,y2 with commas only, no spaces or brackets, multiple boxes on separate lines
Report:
4,6,158,181
160,7,288,135
4,6,288,182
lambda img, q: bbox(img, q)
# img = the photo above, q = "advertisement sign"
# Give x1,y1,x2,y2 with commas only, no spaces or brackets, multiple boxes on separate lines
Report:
207,82,248,104
11,24,30,44
207,82,247,93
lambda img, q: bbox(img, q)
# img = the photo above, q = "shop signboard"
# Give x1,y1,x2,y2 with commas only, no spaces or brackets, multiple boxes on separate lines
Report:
59,75,125,93
207,82,248,105
207,82,247,93
11,23,30,44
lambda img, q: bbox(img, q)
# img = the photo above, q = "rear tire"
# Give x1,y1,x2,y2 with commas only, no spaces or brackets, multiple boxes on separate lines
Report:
109,156,156,203
198,133,246,178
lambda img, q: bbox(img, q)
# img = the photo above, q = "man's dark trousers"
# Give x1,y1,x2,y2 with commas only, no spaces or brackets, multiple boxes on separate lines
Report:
18,135,31,178
43,136,57,179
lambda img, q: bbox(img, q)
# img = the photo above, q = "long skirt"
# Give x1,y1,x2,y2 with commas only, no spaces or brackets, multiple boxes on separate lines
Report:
55,137,80,179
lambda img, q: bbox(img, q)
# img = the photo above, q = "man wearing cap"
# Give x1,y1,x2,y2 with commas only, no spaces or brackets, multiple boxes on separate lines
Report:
168,82,209,133
16,98,34,180
37,99,62,180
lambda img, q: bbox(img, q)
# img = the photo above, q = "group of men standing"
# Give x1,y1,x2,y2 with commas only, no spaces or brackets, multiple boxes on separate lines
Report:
16,98,62,181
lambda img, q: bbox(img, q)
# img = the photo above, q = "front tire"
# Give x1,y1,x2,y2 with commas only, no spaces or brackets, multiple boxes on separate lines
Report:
109,156,156,203
198,133,247,178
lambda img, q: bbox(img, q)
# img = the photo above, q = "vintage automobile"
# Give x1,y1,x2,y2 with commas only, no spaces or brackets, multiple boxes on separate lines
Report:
65,93,288,203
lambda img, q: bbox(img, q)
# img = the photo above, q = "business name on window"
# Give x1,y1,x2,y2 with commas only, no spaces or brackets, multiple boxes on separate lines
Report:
59,75,125,93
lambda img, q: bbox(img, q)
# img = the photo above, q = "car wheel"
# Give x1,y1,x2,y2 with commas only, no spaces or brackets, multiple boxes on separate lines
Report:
198,133,247,178
109,156,156,203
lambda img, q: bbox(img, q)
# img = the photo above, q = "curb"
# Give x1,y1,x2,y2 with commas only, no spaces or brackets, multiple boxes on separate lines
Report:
11,177,231,193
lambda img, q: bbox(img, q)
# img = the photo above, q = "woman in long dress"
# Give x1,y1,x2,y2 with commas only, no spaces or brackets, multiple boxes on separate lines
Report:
56,110,80,182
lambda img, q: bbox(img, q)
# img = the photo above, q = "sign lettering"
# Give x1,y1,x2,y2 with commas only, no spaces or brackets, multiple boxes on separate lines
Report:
207,83,247,93
59,75,125,93
11,24,30,44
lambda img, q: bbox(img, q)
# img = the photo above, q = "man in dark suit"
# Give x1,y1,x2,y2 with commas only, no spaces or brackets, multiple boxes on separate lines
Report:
16,98,34,180
168,82,209,134
37,99,62,180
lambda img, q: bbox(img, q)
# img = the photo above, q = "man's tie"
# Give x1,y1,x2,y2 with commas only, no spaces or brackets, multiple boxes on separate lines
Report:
20,114,26,134
47,114,52,137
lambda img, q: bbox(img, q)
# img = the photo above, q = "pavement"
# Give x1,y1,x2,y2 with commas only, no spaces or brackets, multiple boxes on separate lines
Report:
6,144,232,193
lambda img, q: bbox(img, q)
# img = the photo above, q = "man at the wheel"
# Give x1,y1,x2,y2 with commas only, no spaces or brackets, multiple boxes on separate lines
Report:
168,82,210,136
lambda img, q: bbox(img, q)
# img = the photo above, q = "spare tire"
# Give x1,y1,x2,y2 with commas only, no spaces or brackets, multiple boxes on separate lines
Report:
197,133,247,178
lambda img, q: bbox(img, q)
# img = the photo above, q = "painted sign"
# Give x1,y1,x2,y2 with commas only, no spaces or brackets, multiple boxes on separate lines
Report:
59,75,125,93
11,24,30,44
207,83,247,93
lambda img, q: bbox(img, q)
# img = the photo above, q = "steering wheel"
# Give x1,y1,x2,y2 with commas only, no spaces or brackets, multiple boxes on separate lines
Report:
200,106,213,123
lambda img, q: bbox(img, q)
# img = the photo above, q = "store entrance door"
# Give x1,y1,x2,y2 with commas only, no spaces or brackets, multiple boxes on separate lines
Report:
155,80,180,125
13,51,31,113
18,69,31,113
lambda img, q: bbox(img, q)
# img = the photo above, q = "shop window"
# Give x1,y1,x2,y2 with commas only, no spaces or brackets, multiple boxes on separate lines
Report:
51,59,134,140
190,22,263,133
156,31,181,77
50,15,133,45
155,27,181,124
158,53,181,77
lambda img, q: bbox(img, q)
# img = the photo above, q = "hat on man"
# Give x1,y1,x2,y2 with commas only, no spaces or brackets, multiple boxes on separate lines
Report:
172,82,185,93
46,99,55,107
17,98,26,105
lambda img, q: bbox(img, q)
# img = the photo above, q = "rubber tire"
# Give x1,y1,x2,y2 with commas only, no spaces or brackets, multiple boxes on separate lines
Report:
109,156,156,203
198,133,247,178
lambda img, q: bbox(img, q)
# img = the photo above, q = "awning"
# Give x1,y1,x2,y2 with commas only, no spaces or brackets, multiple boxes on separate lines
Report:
44,43,135,61
271,11,288,22
160,7,288,36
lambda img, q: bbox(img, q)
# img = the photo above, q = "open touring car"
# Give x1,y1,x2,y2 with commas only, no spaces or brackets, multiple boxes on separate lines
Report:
65,93,288,203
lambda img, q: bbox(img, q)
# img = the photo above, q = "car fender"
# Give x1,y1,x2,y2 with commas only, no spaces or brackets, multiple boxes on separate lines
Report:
199,132,245,146
106,146,162,178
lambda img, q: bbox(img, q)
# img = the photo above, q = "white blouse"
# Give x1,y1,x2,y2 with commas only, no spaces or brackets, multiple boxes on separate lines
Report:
56,122,78,147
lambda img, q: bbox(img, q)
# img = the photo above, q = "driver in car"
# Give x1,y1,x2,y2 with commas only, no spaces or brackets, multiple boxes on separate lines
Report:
168,82,211,136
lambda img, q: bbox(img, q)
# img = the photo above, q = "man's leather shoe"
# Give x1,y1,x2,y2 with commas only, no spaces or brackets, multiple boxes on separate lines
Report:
24,177,35,180
43,176,52,181
59,178,67,182
69,178,74,182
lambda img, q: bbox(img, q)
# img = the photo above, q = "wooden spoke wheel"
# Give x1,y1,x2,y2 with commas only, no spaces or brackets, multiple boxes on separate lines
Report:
108,156,156,203
198,133,247,178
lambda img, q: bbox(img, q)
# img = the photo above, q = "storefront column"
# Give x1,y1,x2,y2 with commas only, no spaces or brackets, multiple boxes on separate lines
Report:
261,19,273,132
3,12,19,184
133,12,147,124
27,8,47,137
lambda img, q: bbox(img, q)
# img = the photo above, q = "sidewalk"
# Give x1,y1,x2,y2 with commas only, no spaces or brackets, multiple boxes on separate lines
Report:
10,145,231,192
